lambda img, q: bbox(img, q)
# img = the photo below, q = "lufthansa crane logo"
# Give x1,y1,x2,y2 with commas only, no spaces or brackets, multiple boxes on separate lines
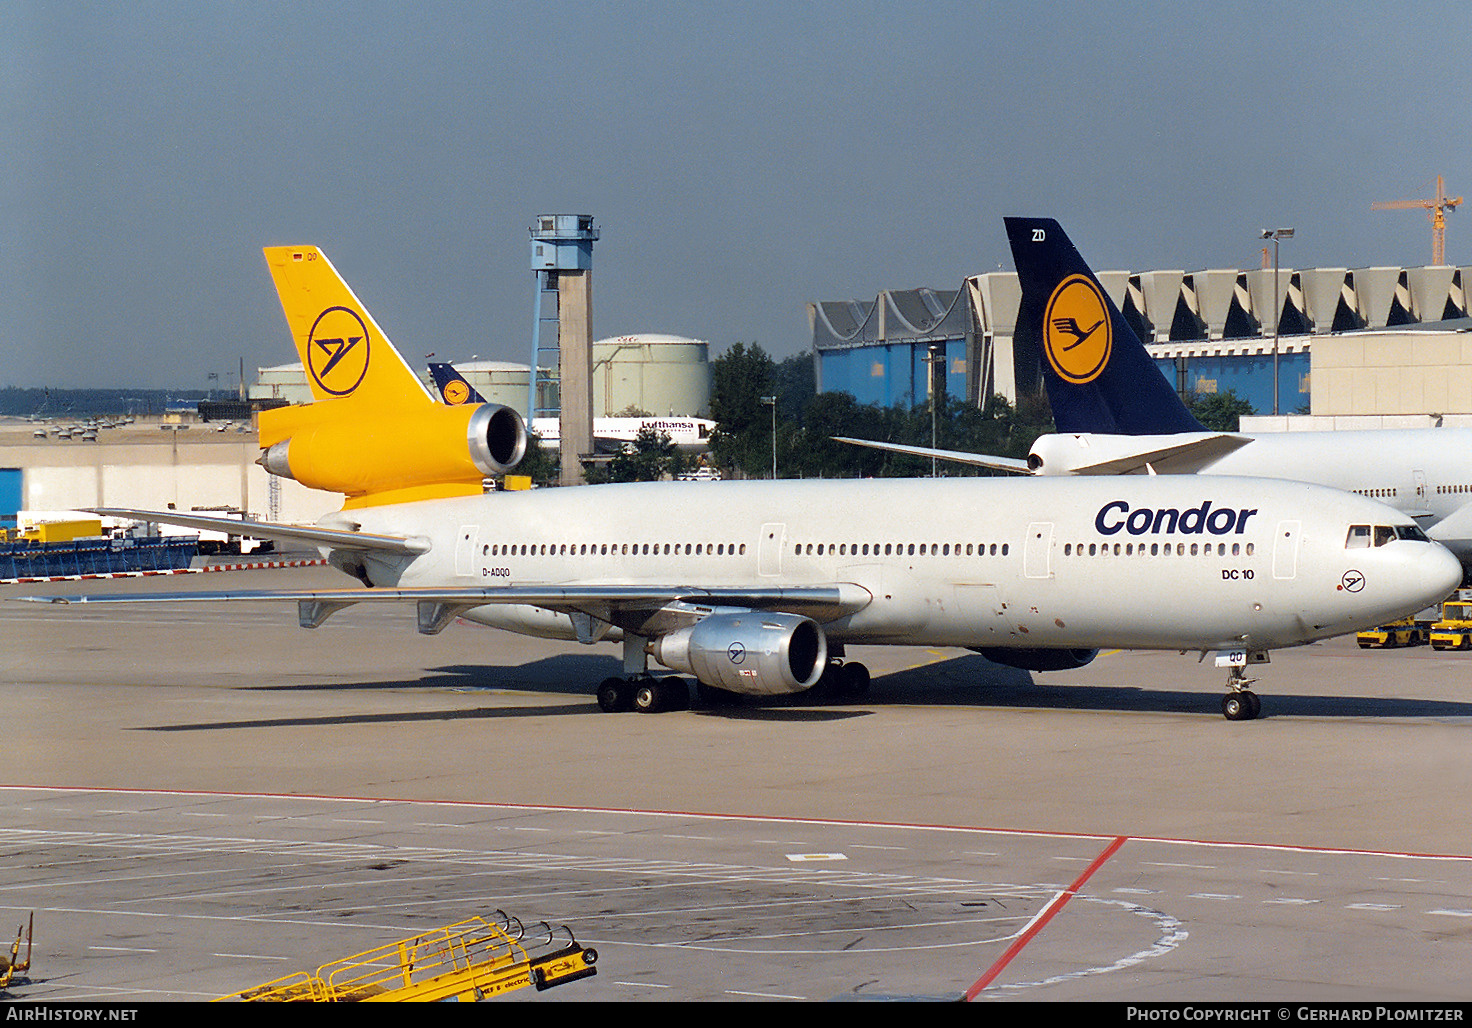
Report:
306,306,372,396
1042,274,1112,385
441,378,471,405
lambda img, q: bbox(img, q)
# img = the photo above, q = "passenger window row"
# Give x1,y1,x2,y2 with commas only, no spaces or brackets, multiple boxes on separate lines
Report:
483,542,749,557
1064,541,1254,557
792,541,1010,558
1436,484,1471,494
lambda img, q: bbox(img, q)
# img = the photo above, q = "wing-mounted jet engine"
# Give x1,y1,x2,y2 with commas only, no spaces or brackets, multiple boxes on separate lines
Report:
648,610,828,695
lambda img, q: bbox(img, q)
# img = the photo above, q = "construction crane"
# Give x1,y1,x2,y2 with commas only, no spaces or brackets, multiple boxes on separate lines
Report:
1372,175,1463,265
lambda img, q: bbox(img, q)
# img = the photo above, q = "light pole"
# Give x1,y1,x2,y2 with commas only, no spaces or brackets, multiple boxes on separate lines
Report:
760,395,776,479
1259,228,1295,416
923,345,944,477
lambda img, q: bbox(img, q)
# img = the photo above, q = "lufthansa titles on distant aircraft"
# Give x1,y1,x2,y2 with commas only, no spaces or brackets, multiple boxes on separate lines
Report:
1043,274,1112,385
307,306,372,396
1096,500,1260,536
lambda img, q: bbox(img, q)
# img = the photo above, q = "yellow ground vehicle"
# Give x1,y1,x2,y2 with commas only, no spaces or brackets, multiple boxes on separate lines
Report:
1356,616,1425,648
1429,598,1472,651
1,914,33,991
218,912,596,1002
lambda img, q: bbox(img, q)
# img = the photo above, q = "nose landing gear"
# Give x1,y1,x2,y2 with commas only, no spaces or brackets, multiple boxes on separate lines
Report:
1216,650,1268,721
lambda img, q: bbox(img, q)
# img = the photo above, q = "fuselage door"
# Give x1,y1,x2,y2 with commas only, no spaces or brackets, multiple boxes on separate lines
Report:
1272,520,1300,580
1413,469,1427,501
1024,522,1053,579
758,523,786,577
455,525,479,577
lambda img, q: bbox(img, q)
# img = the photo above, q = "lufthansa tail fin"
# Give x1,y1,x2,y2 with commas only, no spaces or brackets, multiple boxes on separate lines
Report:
1004,218,1204,435
263,246,436,409
428,362,488,405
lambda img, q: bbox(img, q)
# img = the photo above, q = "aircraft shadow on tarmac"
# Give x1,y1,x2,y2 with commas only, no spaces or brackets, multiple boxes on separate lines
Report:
140,652,1472,733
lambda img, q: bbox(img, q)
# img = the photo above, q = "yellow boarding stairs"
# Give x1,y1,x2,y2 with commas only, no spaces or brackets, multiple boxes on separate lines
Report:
218,912,596,1002
1,913,34,991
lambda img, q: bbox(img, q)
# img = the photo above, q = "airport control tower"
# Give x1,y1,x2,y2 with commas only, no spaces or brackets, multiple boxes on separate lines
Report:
529,215,599,486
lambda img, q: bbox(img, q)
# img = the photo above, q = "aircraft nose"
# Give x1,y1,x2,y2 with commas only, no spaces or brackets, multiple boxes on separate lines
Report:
1423,543,1464,604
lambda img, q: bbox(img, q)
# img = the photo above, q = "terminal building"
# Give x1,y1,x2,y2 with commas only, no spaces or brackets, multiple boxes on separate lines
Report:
2,334,715,533
810,263,1472,423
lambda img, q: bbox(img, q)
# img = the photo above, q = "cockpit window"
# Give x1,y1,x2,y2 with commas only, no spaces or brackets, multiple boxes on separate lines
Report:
1347,524,1429,547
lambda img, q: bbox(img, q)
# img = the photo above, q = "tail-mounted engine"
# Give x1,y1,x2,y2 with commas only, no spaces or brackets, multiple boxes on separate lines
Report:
258,401,527,505
649,611,827,695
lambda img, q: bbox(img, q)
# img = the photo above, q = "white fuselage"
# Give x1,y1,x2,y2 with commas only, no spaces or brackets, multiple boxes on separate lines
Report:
1030,429,1472,564
529,417,715,451
323,476,1461,657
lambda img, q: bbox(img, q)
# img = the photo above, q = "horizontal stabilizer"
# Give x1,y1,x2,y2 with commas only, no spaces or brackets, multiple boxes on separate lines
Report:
1062,434,1253,476
832,437,1032,474
87,507,429,555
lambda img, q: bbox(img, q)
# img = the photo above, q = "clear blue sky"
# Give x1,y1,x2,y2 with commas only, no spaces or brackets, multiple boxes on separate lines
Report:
3,1,1466,389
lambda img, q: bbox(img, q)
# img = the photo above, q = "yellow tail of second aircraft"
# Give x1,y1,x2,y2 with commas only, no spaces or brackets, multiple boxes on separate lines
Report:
263,247,436,408
258,247,527,509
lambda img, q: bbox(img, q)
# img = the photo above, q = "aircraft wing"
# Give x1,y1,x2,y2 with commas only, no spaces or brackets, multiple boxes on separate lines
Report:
831,437,1033,474
14,583,874,637
88,507,429,555
1060,434,1252,475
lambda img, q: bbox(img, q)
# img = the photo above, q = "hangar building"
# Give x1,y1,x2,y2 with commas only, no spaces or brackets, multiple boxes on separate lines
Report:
810,263,1472,419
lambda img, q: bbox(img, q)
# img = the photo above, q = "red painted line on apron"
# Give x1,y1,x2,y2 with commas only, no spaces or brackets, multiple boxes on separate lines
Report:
963,834,1128,1000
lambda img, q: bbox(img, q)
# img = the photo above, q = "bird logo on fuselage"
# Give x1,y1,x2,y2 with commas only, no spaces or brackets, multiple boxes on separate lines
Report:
306,306,372,396
1043,274,1112,384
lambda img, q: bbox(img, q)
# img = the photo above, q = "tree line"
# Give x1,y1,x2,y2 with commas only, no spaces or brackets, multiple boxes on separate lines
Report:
587,342,1255,483
704,343,1051,480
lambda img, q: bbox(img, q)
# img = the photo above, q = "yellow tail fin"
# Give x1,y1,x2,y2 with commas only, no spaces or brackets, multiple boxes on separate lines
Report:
263,246,434,408
258,246,527,509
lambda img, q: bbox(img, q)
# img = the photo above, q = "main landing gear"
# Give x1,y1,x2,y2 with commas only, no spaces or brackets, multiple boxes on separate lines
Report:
593,658,872,714
596,675,690,714
811,658,871,702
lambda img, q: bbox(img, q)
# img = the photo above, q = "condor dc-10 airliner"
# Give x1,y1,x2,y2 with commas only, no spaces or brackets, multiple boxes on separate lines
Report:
841,218,1472,576
17,246,1461,721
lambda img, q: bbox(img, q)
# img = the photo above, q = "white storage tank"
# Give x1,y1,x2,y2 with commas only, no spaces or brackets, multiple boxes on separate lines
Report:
592,334,711,417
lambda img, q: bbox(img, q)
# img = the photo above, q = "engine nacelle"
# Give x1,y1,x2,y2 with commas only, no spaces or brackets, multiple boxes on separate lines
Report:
972,647,1099,672
259,401,527,501
650,611,827,696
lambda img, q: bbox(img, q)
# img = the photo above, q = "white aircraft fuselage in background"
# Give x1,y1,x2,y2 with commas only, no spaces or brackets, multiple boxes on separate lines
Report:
528,416,714,452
